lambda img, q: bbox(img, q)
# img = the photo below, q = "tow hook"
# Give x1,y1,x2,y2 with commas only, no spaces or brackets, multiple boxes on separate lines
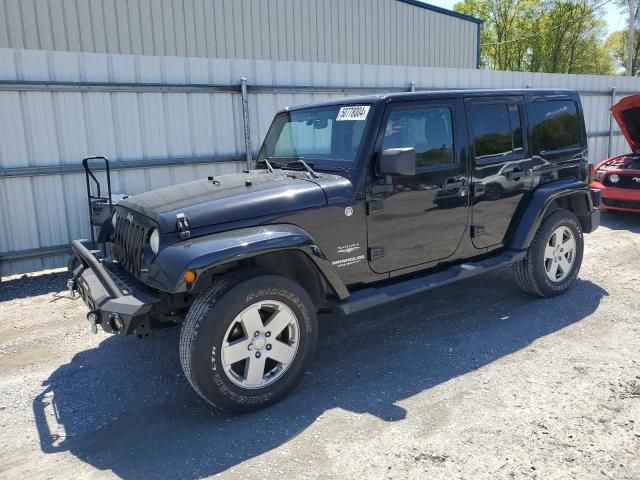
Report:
66,279,76,298
87,311,99,334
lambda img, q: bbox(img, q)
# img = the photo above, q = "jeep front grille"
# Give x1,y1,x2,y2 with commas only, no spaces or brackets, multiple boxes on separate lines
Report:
112,216,148,277
605,174,640,189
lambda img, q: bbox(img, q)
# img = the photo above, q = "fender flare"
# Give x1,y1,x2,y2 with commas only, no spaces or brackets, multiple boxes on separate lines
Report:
507,179,594,251
145,224,350,299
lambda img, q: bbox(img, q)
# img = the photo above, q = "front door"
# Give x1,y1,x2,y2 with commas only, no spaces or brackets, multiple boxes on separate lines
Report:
366,98,469,273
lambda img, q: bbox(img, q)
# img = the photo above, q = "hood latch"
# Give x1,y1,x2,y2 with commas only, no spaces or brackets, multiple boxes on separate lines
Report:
176,213,191,240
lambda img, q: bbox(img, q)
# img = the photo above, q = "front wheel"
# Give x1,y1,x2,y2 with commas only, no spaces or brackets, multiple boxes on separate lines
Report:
179,274,318,412
513,209,584,297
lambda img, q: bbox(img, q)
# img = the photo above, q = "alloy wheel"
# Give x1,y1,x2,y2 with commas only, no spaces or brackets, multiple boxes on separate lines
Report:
544,225,576,282
220,300,300,389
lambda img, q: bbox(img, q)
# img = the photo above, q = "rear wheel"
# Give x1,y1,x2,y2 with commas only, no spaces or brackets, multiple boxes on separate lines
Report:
179,274,317,412
513,209,584,297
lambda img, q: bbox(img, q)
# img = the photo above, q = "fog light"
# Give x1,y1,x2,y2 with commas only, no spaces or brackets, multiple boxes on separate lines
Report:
183,270,197,284
109,313,124,333
609,174,620,184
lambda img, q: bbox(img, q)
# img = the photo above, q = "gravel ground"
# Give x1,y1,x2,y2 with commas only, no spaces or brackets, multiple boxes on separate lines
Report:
0,212,639,480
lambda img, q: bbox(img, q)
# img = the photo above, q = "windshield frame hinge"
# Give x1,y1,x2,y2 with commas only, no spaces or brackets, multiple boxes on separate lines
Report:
368,246,385,261
367,199,385,215
470,225,484,238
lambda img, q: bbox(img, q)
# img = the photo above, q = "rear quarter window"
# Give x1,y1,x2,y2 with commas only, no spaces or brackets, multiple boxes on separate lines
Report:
531,100,582,153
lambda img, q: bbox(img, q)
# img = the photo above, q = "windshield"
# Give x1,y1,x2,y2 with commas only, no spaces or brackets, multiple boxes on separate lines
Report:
257,104,372,166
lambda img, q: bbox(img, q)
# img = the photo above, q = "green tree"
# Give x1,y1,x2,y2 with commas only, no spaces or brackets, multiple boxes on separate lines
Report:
605,29,640,74
614,0,639,74
454,0,613,74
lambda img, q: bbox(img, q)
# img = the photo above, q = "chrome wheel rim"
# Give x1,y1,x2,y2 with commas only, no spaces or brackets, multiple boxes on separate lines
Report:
220,300,300,389
544,226,576,282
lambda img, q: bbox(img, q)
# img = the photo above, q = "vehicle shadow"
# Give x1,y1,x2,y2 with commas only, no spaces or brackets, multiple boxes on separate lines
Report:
600,210,640,233
0,271,70,302
33,269,607,479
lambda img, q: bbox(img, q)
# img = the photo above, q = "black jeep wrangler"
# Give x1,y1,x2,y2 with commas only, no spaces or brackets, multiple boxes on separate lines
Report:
69,89,600,412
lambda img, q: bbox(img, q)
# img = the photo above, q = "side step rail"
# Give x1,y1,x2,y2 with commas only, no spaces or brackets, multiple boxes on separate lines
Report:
336,250,526,315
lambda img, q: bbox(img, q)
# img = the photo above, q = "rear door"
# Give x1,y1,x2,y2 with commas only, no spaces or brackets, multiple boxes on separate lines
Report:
466,96,531,249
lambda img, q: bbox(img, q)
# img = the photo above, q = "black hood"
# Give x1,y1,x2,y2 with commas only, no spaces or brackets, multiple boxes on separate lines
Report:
118,170,352,233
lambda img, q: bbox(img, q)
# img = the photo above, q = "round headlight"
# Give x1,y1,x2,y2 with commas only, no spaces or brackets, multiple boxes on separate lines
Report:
111,211,117,228
149,228,160,255
609,174,620,184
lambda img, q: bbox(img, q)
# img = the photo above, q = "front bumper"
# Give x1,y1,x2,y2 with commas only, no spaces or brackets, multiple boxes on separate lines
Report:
591,181,640,212
68,240,159,335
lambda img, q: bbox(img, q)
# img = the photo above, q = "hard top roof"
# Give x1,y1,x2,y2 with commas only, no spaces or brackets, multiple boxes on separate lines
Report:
282,89,579,113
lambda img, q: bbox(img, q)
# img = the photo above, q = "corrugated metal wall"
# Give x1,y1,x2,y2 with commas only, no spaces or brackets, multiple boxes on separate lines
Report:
1,47,639,277
0,0,480,69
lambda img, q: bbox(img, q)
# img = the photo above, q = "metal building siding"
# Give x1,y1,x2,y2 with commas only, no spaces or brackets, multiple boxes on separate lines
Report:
0,0,480,68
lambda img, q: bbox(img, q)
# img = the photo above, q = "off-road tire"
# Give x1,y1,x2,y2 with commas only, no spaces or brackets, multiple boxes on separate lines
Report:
513,209,584,298
179,273,317,413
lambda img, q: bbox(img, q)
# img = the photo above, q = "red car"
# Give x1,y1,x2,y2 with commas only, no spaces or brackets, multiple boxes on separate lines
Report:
591,95,640,212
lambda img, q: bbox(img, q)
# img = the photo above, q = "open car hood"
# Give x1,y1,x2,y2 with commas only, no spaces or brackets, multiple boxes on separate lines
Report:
611,94,640,152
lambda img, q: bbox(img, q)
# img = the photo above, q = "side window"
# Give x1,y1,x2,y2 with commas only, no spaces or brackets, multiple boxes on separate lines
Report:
470,102,524,162
531,100,581,153
502,163,517,174
382,107,454,169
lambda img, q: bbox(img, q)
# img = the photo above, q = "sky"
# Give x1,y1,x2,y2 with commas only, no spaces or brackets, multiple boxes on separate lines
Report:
425,0,627,36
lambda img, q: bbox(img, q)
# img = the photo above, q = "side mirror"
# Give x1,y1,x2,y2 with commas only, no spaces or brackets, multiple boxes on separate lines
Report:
378,148,416,176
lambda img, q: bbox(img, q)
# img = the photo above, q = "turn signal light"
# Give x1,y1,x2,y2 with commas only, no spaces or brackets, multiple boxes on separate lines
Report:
183,270,197,284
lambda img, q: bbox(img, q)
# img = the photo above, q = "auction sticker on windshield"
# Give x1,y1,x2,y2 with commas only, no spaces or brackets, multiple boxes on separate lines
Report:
336,105,370,121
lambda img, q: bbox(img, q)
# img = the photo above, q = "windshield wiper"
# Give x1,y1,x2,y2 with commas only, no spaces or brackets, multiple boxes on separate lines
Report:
260,156,345,176
256,157,277,173
286,159,319,178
